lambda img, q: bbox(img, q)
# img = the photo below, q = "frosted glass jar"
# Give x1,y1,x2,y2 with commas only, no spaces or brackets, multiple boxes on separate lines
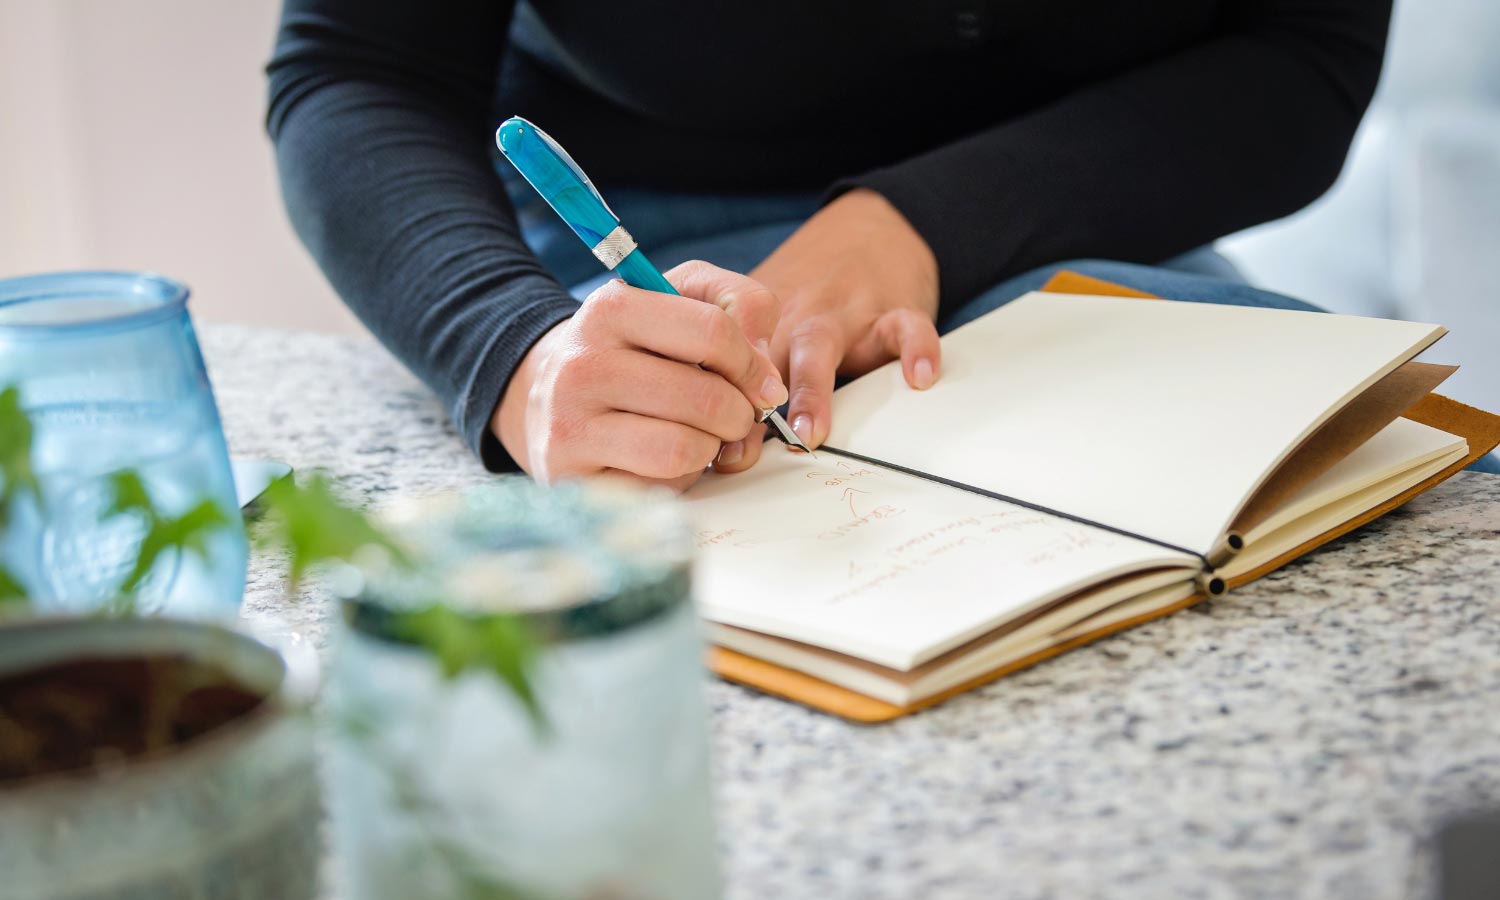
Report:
326,480,721,900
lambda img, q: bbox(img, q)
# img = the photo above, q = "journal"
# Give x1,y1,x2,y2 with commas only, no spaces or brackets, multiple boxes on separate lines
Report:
682,274,1500,721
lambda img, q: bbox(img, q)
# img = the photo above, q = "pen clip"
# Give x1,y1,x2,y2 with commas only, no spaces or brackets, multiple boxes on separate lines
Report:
512,116,618,221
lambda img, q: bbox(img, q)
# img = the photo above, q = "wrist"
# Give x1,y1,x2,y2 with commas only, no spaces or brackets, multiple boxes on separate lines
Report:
838,188,940,317
493,319,569,474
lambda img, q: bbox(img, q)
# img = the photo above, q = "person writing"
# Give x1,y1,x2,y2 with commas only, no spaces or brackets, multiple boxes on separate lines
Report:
267,0,1392,487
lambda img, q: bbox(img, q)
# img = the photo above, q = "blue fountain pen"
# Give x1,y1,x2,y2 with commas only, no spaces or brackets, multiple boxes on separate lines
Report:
496,116,811,455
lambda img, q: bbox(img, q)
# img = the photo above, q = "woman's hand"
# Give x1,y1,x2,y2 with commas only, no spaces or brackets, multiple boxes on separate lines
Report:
753,188,942,450
492,261,787,491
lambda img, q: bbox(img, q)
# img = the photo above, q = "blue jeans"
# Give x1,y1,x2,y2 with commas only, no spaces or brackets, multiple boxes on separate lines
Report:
505,180,1499,473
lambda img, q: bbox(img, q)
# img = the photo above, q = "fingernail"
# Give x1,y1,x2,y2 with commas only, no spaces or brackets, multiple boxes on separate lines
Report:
717,440,744,467
913,358,935,390
762,374,789,407
793,415,814,447
756,338,771,358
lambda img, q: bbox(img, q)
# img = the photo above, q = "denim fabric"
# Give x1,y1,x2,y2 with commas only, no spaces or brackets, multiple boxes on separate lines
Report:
939,258,1321,331
507,183,1499,475
501,175,821,293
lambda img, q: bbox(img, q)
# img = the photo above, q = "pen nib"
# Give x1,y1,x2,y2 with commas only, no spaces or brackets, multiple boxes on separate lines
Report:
762,409,814,456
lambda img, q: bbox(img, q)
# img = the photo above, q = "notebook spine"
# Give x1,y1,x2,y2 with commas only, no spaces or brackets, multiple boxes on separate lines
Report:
1206,531,1244,570
1197,531,1244,597
1196,571,1228,598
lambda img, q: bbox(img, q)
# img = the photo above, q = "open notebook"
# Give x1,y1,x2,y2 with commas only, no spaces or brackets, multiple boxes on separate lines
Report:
683,273,1500,722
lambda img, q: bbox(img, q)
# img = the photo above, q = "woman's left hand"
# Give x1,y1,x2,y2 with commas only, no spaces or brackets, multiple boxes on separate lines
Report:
748,188,943,456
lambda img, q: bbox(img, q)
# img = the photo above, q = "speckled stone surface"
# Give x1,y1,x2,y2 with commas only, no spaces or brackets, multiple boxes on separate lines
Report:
205,323,1500,900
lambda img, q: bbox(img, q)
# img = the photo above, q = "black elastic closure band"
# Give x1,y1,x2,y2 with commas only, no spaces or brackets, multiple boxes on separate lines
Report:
819,445,1225,585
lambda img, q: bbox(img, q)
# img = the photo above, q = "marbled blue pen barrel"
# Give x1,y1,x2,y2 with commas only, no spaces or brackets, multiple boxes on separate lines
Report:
496,116,810,453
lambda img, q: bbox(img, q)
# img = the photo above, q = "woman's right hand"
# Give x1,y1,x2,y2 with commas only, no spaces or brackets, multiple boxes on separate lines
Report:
492,261,789,491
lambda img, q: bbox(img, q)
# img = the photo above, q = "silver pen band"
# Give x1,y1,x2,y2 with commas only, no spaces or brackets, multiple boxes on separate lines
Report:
591,225,638,270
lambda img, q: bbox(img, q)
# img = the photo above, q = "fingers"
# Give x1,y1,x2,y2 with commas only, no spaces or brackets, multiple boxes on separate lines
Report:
577,411,722,481
578,280,788,411
598,350,758,442
875,308,942,390
713,420,767,474
596,469,705,495
786,315,844,449
665,260,781,349
660,260,780,477
533,267,789,486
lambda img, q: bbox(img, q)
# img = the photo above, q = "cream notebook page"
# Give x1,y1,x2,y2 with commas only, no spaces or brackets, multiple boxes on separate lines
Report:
827,293,1445,554
684,294,1448,671
684,450,1195,670
696,416,1466,695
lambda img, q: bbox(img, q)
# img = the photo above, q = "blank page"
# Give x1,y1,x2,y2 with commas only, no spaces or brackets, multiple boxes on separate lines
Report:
826,293,1445,554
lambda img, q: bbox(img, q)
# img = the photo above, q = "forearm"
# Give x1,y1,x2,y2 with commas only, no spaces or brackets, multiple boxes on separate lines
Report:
266,0,576,470
840,0,1392,311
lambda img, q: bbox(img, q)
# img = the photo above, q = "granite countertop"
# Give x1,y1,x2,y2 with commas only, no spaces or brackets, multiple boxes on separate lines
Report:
205,324,1500,900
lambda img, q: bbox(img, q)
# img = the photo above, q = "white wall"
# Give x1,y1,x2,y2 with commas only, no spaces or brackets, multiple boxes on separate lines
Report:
1219,0,1500,413
0,0,362,335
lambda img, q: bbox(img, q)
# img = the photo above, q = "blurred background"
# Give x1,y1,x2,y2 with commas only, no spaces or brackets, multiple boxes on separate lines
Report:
1,0,1496,410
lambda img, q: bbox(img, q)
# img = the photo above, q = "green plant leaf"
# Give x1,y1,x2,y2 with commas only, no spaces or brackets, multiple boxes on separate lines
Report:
119,499,233,593
0,565,27,608
256,474,545,731
257,473,410,588
393,605,546,732
105,470,154,517
0,385,41,531
105,473,234,595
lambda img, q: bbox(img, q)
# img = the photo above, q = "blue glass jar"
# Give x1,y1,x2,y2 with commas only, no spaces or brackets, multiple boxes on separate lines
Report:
0,272,247,617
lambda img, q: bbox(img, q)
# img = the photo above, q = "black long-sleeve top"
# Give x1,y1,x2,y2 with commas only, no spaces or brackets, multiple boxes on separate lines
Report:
266,0,1391,471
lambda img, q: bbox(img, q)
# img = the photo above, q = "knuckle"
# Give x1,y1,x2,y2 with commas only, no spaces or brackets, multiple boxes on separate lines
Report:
661,435,694,476
789,384,822,411
581,282,629,325
699,305,736,348
791,315,838,347
669,259,714,283
546,408,582,444
690,380,726,427
664,432,714,477
703,387,754,438
715,282,768,313
553,349,600,392
743,284,781,317
571,306,603,338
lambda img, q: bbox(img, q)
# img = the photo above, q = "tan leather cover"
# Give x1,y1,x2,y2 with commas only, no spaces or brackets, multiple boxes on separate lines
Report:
707,271,1500,723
